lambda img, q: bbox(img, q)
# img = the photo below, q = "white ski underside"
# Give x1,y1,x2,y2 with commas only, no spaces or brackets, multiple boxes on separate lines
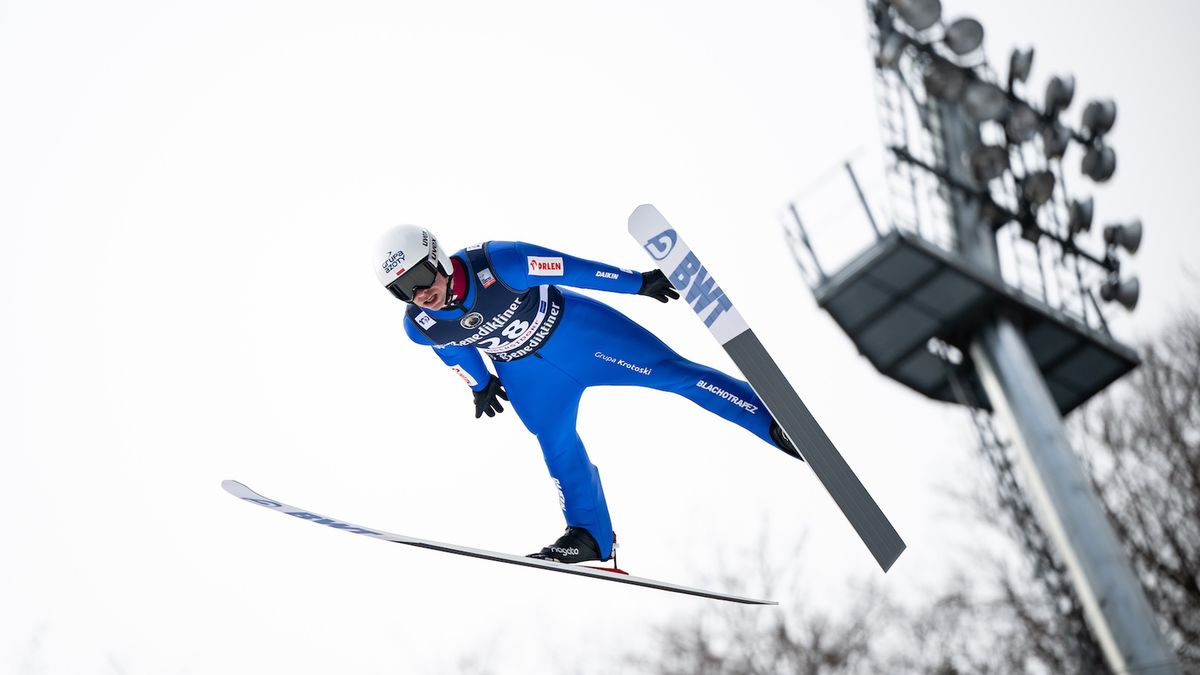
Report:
222,480,775,605
628,204,906,572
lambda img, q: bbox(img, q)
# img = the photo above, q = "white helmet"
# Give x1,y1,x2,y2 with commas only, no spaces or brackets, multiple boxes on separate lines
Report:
373,225,453,302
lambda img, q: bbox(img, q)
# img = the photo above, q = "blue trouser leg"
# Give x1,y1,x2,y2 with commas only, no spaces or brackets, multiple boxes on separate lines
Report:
494,292,778,561
638,357,775,445
549,292,776,446
495,357,615,560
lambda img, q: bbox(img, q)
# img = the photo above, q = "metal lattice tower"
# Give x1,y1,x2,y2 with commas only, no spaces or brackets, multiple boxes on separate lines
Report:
783,2,1178,673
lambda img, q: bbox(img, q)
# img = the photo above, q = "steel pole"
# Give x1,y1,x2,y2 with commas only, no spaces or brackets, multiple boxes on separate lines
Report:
970,319,1179,675
936,100,1180,675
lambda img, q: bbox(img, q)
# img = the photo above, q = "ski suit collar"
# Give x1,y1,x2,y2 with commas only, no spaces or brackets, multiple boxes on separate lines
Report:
447,256,468,308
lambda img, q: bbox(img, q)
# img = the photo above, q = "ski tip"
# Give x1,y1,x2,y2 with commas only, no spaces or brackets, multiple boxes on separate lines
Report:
724,595,778,606
221,479,249,494
627,203,664,234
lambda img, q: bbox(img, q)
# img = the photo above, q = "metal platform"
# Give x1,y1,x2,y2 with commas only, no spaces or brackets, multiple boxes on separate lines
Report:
813,230,1139,414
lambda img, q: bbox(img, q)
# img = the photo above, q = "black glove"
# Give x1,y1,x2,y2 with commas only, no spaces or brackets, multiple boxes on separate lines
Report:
473,375,508,418
637,269,680,303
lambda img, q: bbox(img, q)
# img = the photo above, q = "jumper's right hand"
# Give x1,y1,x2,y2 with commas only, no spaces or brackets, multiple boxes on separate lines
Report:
473,375,508,418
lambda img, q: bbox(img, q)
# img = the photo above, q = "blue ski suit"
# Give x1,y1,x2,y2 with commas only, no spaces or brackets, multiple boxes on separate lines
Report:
403,241,777,560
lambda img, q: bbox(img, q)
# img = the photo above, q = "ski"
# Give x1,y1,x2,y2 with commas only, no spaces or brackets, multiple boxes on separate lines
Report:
222,480,776,605
628,204,906,572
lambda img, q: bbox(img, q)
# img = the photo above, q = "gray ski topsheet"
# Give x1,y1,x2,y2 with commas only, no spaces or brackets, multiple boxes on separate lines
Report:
628,204,906,571
223,480,776,605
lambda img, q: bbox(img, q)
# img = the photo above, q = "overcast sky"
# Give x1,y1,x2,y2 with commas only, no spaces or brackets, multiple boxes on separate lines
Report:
3,1,1197,673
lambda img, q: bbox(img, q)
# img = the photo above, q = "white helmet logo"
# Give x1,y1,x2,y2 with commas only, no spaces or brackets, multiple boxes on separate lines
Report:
382,250,406,274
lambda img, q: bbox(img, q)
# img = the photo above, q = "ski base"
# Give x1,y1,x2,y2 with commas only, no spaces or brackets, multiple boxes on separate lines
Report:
223,480,775,605
628,204,906,571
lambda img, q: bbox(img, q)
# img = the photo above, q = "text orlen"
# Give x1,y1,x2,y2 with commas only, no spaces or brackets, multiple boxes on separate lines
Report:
696,380,759,413
527,256,564,276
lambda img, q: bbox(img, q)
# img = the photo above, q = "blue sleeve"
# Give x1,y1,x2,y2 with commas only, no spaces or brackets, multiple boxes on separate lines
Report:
403,316,492,391
486,241,644,294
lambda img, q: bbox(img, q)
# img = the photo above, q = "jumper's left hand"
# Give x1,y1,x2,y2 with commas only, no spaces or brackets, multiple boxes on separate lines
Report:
637,270,680,303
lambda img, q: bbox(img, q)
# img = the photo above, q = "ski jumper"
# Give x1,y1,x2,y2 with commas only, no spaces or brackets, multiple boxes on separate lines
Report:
403,241,777,560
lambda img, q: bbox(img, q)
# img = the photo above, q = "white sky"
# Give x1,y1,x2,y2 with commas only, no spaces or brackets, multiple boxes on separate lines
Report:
2,1,1197,673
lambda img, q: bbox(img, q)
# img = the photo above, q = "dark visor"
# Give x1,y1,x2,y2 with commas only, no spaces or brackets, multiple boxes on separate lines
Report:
386,259,439,302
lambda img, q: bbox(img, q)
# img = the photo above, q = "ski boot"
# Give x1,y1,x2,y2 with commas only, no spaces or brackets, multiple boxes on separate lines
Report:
770,418,805,462
528,526,604,564
528,527,628,576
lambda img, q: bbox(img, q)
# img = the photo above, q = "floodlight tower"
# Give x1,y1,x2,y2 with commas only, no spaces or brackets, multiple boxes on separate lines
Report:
783,2,1178,673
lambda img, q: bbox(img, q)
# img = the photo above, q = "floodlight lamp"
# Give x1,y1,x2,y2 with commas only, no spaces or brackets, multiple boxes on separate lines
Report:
1009,47,1034,84
945,17,984,55
970,144,1010,182
1082,144,1117,182
1103,219,1143,253
1042,123,1071,160
892,0,942,31
879,31,909,70
1044,74,1076,116
1006,102,1039,143
1019,217,1042,243
1068,197,1094,234
982,200,1013,228
1022,170,1055,206
1081,99,1117,138
924,59,966,100
963,80,1009,121
1100,276,1139,310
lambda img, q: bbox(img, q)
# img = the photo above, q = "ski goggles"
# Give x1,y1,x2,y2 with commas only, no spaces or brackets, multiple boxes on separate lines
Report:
386,259,439,302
